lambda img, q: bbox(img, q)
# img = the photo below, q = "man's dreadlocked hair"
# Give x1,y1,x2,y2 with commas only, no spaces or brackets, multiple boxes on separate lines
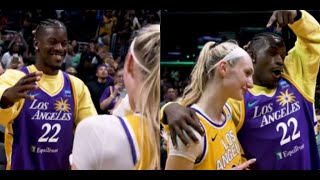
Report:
34,19,67,39
244,32,284,59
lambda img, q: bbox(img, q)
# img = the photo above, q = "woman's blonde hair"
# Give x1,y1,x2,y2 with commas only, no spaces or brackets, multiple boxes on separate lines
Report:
130,24,160,169
182,40,241,106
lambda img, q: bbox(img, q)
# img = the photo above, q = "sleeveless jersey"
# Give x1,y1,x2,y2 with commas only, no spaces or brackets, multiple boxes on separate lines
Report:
191,104,243,170
117,114,155,170
238,75,320,170
8,66,75,170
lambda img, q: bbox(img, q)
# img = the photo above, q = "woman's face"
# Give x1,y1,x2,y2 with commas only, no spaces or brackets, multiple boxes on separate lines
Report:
222,54,254,101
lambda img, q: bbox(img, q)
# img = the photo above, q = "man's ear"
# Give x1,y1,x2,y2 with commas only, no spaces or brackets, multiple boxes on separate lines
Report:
33,39,39,51
247,50,256,63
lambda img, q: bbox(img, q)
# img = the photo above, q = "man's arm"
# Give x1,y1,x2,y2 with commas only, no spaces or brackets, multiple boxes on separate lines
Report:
160,102,204,147
165,127,204,170
280,10,320,98
69,76,97,126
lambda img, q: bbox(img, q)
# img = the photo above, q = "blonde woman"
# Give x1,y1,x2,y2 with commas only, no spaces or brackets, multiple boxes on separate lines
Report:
165,41,256,170
70,24,160,170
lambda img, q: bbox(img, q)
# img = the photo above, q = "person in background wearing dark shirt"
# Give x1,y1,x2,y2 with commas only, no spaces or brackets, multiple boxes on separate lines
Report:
86,64,113,114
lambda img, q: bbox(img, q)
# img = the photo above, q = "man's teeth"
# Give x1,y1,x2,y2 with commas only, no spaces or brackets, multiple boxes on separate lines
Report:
50,52,63,56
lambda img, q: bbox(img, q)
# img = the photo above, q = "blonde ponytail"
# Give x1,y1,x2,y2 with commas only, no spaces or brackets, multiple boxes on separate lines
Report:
130,24,160,169
182,41,216,106
182,40,240,106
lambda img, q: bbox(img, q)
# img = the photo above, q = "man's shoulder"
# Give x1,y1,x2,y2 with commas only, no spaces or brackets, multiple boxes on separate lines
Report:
66,73,86,88
0,68,25,81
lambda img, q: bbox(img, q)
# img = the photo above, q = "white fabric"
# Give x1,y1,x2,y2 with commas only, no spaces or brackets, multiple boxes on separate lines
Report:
132,17,141,29
71,115,139,170
1,52,23,68
221,46,249,62
1,52,12,68
207,47,249,74
56,10,64,19
91,56,99,65
167,126,204,163
112,94,132,116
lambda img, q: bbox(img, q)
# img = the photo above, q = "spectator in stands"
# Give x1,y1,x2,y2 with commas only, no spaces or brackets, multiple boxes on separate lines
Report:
99,67,125,114
118,19,133,62
65,66,77,77
92,46,107,65
71,40,78,51
97,32,111,53
160,86,178,108
77,52,96,83
19,13,33,48
1,41,24,69
106,63,116,77
8,54,24,69
98,10,114,37
10,33,28,58
62,43,75,70
69,42,84,69
87,64,113,114
104,53,118,69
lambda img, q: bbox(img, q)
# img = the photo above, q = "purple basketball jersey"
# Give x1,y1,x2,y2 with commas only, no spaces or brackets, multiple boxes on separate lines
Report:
238,77,320,170
10,67,75,170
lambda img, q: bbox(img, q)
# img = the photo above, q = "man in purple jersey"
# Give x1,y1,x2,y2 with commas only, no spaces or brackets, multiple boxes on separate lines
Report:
0,19,97,170
161,10,320,169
